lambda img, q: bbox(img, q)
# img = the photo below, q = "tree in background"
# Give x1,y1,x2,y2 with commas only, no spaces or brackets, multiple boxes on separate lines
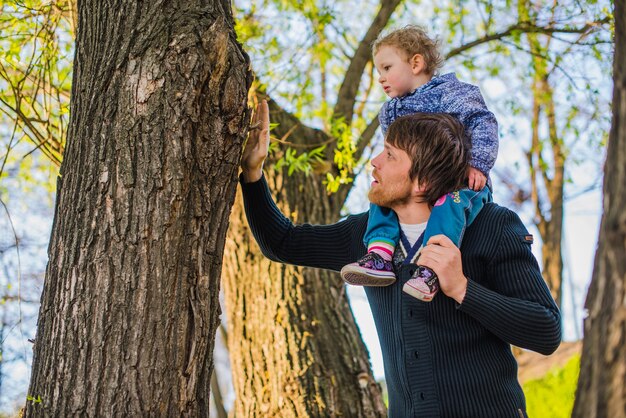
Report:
573,1,626,415
494,0,611,308
24,0,252,415
222,2,402,414
222,0,611,415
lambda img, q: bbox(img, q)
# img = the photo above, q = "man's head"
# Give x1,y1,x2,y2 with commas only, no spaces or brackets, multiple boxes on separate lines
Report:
372,26,443,98
368,113,470,208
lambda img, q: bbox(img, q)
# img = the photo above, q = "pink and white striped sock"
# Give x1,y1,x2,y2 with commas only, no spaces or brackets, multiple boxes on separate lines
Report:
367,240,394,261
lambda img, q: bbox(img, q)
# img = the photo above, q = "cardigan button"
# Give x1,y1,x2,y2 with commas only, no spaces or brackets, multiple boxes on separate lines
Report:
420,392,426,400
414,351,419,359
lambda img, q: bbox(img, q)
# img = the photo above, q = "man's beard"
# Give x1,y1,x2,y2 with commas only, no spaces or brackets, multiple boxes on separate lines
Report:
368,181,413,208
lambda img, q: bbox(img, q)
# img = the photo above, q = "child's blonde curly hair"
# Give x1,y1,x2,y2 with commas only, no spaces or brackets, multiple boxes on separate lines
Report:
372,25,444,75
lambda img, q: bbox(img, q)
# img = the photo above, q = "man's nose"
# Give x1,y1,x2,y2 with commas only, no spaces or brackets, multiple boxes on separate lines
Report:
371,152,382,168
378,74,385,84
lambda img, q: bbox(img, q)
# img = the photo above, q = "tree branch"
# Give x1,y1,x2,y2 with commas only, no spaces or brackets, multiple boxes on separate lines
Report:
0,98,63,165
335,115,381,203
331,0,403,126
445,18,610,59
355,114,381,157
263,96,331,148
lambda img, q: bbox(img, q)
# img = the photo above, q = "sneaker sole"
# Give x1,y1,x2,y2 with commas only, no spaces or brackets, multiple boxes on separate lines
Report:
341,266,396,287
402,282,437,302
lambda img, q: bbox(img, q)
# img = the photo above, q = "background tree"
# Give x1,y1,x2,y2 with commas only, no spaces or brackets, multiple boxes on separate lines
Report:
222,0,611,415
493,0,611,308
222,2,402,415
24,0,252,415
572,1,626,416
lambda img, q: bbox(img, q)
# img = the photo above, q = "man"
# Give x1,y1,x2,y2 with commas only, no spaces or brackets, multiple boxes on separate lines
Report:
240,100,561,417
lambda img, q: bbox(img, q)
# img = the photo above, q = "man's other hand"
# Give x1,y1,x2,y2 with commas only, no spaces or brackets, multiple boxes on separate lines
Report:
419,235,468,304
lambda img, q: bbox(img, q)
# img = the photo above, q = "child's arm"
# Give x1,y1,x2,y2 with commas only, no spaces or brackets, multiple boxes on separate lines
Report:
442,82,499,180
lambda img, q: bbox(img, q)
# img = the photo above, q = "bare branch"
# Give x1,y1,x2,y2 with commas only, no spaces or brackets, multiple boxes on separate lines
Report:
334,115,381,203
0,98,63,165
262,95,331,148
331,0,403,126
354,114,381,157
445,17,610,59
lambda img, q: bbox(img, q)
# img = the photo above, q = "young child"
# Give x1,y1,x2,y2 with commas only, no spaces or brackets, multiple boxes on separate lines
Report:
340,25,498,301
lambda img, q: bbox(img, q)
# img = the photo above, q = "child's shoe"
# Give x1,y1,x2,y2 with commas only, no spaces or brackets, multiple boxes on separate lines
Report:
341,252,396,286
402,266,439,301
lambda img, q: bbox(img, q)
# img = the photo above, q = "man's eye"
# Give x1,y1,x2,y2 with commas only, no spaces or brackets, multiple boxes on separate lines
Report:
384,66,390,71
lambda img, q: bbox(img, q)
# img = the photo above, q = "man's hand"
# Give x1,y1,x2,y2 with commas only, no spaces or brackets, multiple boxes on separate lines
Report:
241,100,270,183
468,167,487,191
418,235,468,304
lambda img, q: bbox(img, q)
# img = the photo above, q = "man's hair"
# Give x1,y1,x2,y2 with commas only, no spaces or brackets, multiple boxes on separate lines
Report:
385,113,470,206
372,25,444,75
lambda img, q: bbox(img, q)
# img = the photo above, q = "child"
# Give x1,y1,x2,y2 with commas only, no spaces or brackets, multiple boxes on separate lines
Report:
340,25,498,301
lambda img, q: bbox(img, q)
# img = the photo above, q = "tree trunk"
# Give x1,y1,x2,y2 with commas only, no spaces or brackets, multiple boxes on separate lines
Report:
572,2,626,416
522,1,565,306
220,0,400,413
223,168,386,417
541,76,565,307
25,1,252,416
528,77,565,308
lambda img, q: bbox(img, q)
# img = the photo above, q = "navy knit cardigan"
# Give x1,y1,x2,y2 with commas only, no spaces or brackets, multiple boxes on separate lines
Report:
241,175,561,418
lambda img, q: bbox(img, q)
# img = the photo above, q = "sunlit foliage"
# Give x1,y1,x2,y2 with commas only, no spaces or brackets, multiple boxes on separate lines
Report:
524,355,580,418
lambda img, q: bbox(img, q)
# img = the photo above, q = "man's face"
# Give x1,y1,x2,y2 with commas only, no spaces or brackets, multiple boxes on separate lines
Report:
373,45,421,98
368,142,418,207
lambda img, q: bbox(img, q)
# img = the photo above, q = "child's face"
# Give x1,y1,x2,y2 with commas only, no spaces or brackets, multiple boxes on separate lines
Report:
374,45,424,98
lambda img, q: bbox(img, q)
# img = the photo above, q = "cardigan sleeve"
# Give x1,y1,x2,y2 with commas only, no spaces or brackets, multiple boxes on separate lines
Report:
240,174,369,272
458,209,561,355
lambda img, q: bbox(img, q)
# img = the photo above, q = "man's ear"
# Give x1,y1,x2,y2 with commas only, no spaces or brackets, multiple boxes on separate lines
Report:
412,176,427,195
410,54,426,75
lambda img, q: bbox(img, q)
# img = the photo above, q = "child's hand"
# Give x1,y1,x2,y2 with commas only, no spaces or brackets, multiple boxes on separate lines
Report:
468,167,487,191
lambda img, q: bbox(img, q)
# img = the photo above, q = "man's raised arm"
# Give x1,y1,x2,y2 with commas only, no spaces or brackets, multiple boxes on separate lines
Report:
238,100,368,272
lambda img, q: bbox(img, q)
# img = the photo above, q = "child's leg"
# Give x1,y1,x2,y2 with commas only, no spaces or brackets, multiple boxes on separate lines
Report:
403,188,492,301
422,187,492,247
362,203,400,259
341,204,399,286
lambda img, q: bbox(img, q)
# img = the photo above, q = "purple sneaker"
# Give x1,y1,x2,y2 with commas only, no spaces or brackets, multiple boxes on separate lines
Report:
341,252,396,286
402,266,439,302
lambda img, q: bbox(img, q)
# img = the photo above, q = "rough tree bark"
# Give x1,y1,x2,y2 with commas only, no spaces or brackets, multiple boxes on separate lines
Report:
572,3,626,417
224,145,386,417
25,0,252,416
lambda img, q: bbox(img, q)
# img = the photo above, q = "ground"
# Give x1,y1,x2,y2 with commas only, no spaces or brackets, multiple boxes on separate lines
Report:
517,340,582,383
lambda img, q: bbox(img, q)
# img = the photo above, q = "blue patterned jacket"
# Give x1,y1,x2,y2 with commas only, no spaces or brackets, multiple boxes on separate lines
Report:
380,73,498,177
